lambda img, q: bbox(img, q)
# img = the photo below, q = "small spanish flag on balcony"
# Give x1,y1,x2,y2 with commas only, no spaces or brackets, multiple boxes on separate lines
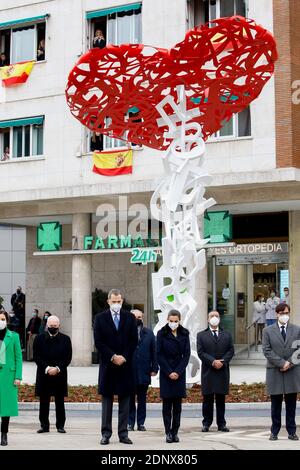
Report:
0,61,35,87
92,148,133,176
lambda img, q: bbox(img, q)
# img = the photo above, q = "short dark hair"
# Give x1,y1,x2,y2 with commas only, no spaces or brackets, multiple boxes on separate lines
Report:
167,309,181,320
255,294,263,301
108,288,123,299
275,303,290,314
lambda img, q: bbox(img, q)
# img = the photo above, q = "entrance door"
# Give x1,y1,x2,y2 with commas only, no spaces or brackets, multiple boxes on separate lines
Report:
208,262,249,343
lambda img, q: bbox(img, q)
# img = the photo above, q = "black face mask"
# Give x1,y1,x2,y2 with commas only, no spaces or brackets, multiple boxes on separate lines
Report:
48,327,59,335
16,289,21,294
136,319,143,327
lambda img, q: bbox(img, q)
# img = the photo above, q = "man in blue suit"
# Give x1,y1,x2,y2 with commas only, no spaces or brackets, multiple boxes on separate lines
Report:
128,309,158,431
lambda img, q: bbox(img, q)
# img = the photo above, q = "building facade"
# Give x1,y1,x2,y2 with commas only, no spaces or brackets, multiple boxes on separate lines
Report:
0,0,299,364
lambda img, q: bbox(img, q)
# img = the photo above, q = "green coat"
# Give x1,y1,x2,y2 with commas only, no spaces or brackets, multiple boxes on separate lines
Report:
0,330,22,416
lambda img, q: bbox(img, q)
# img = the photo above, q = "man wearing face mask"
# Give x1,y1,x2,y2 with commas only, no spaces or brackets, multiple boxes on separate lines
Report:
128,309,158,431
197,311,234,433
94,289,138,445
11,286,25,349
262,303,300,441
33,315,72,434
26,309,41,361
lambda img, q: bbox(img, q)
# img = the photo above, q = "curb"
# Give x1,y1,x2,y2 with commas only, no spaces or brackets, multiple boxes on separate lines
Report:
18,402,300,411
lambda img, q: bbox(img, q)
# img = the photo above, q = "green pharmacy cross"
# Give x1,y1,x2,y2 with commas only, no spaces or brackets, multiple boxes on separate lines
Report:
204,211,232,243
37,222,62,251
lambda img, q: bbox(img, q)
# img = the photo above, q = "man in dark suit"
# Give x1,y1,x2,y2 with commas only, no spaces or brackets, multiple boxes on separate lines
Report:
11,286,25,348
128,309,158,431
94,289,138,445
262,303,300,441
33,315,72,433
197,311,234,432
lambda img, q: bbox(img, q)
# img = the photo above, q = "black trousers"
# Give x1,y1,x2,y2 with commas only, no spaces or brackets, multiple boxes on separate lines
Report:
39,394,66,429
101,395,130,439
162,398,182,435
271,393,297,435
202,394,226,428
129,384,148,427
1,417,10,433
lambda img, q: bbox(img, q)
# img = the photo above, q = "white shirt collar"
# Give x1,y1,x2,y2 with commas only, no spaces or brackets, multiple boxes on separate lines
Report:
278,322,287,330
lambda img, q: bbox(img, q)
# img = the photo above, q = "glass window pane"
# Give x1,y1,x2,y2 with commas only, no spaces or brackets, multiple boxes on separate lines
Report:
11,25,35,63
220,0,235,17
238,107,251,136
220,117,234,136
24,125,30,156
32,124,43,155
236,0,246,16
13,127,23,158
209,0,217,21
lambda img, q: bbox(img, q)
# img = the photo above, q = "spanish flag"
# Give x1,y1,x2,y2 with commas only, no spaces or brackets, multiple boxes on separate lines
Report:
92,148,133,176
0,61,35,87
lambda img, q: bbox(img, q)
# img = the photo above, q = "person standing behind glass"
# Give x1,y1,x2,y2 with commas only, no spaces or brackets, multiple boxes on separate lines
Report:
156,309,190,443
253,294,266,344
0,310,22,446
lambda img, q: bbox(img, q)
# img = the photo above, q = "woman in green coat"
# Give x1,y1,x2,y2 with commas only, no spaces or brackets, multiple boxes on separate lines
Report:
0,310,22,446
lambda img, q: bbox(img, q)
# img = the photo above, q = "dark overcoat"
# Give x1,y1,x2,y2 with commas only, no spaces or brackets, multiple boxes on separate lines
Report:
33,332,72,397
197,327,234,395
156,325,190,399
133,327,158,387
93,308,138,397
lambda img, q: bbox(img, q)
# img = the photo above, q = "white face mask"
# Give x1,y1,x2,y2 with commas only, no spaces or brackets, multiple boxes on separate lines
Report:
0,320,7,330
278,314,289,325
111,303,121,314
168,321,179,331
209,316,220,327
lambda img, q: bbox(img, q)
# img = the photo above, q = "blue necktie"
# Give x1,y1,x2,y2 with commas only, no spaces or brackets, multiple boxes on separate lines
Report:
281,326,286,341
113,313,119,330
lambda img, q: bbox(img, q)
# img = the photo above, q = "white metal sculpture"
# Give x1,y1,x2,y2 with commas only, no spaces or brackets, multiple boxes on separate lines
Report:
151,85,216,384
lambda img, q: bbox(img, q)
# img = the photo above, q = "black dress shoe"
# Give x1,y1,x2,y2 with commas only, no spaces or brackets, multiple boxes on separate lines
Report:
166,433,173,443
100,436,110,445
119,436,133,444
218,426,230,432
269,434,278,441
288,433,299,441
1,433,8,446
202,426,209,432
137,425,146,431
127,425,134,431
173,434,180,443
37,428,49,433
57,428,66,433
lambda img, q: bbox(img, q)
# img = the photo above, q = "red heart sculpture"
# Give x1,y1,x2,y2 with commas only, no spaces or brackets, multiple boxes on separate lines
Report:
66,16,277,151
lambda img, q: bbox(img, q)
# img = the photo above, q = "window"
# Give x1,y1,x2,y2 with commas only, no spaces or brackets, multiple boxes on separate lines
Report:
87,4,142,49
0,117,44,161
208,0,246,21
210,106,251,140
0,19,46,65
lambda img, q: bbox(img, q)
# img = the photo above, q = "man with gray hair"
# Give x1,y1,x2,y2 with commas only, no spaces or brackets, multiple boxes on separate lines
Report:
33,315,72,434
94,289,138,445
